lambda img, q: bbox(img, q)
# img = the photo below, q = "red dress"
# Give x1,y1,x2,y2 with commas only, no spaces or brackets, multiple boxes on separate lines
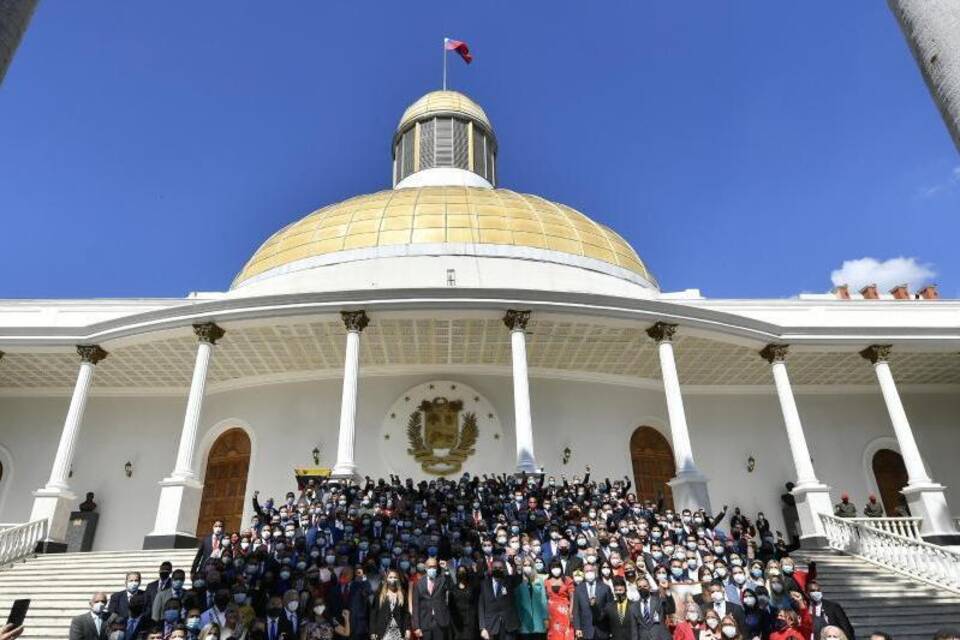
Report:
546,577,574,640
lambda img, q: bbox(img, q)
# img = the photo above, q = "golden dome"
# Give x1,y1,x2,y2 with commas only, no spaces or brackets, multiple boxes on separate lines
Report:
398,91,491,133
232,187,655,288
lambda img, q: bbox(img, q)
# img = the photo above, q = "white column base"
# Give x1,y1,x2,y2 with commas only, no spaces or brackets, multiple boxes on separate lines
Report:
142,476,203,549
791,482,833,547
901,482,960,545
668,471,711,513
29,487,76,551
329,463,359,481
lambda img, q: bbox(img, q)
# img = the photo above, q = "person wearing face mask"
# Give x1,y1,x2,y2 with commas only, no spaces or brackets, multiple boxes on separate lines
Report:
515,558,548,640
412,558,452,640
572,563,612,640
597,577,638,640
121,593,152,640
700,582,745,632
193,520,226,575
70,592,110,640
737,588,769,640
672,603,704,640
450,565,481,640
718,615,740,640
478,561,521,640
371,569,410,640
766,576,792,611
697,610,722,640
151,569,187,622
107,571,145,619
806,581,854,640
200,588,232,629
145,562,173,610
343,564,373,640
768,609,804,640
544,561,573,640
263,595,294,640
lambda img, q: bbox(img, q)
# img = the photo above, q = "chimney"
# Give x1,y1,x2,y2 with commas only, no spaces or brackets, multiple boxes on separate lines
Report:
917,284,940,300
833,284,850,300
889,284,910,299
860,284,879,299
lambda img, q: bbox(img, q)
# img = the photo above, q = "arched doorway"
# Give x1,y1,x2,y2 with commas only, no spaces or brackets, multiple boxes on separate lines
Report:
872,448,908,516
630,426,675,509
197,428,251,535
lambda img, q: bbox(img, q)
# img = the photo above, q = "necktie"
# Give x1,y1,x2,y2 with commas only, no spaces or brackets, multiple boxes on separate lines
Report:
94,617,101,636
270,619,277,640
642,599,649,622
428,579,434,594
618,601,626,622
493,580,499,596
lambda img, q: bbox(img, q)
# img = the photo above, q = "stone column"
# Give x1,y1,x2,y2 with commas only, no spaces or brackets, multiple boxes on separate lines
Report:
861,344,960,544
760,344,833,547
504,310,537,473
330,311,368,480
30,345,107,552
144,323,224,549
646,323,710,512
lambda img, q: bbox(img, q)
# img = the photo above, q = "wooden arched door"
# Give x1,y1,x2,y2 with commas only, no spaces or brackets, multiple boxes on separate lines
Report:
630,426,676,509
197,428,251,535
872,448,908,516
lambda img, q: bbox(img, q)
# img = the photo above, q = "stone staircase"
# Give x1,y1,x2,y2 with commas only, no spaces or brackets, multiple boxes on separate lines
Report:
0,549,196,639
796,549,960,640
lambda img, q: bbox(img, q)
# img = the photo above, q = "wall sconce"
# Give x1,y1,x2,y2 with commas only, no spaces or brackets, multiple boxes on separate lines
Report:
124,461,133,478
561,447,572,465
312,447,321,466
746,455,756,473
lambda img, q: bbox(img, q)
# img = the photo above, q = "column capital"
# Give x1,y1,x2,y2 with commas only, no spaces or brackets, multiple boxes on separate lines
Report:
759,343,789,364
193,322,225,345
340,310,369,333
503,309,531,331
76,345,108,364
646,322,677,343
860,344,892,364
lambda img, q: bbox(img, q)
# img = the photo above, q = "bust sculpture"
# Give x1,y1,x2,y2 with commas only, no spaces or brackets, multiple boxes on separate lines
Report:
78,491,97,512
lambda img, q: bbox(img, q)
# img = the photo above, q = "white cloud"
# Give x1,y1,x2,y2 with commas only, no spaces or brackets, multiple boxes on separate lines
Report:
830,257,935,292
918,165,960,198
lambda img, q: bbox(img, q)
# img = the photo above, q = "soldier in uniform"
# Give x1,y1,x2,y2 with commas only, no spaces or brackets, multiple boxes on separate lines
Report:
833,493,857,518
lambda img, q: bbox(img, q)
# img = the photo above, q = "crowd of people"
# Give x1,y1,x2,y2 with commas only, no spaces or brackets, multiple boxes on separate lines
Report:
61,470,956,640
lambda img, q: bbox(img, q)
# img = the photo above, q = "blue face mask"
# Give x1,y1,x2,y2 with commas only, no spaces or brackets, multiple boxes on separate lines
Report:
171,580,184,591
163,610,179,623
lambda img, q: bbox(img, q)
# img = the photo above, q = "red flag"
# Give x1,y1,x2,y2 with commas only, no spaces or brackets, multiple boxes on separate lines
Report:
444,38,473,64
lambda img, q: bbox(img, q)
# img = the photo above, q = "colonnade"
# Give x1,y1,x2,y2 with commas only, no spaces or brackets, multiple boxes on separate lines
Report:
24,313,960,550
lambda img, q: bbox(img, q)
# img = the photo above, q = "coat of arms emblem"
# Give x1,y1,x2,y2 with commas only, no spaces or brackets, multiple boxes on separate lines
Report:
406,397,478,475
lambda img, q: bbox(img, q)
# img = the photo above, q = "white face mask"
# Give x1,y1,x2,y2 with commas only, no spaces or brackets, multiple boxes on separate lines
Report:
92,602,106,614
706,619,720,630
551,568,562,577
686,612,699,622
314,605,326,616
286,601,299,613
722,626,737,638
711,591,724,603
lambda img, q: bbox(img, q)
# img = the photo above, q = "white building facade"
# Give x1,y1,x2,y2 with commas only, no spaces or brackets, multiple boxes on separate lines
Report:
1,91,958,552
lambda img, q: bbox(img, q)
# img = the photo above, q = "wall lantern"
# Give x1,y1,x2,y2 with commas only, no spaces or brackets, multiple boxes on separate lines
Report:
312,447,321,466
746,455,756,473
562,447,572,465
124,461,133,478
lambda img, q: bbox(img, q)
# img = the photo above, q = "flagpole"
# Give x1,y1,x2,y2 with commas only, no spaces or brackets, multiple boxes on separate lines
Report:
442,38,448,90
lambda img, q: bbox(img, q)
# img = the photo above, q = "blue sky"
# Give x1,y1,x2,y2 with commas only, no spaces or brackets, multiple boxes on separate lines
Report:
1,2,957,299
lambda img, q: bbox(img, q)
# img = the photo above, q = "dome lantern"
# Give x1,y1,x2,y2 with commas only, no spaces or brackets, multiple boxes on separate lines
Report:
392,91,497,189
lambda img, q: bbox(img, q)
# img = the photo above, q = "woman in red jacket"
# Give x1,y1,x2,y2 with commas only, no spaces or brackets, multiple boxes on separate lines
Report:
673,602,704,640
768,609,805,640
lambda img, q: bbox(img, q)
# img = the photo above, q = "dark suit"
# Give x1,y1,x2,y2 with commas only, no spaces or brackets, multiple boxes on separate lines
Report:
811,599,854,640
264,615,295,640
600,599,640,640
346,579,373,640
412,574,452,640
120,613,152,640
700,601,745,630
68,612,108,640
572,581,613,640
192,533,222,574
478,576,521,640
632,595,671,640
107,589,144,619
144,577,171,610
372,596,411,639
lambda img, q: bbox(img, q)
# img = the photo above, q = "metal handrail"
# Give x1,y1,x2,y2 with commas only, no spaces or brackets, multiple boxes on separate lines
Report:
821,513,960,593
0,519,47,567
